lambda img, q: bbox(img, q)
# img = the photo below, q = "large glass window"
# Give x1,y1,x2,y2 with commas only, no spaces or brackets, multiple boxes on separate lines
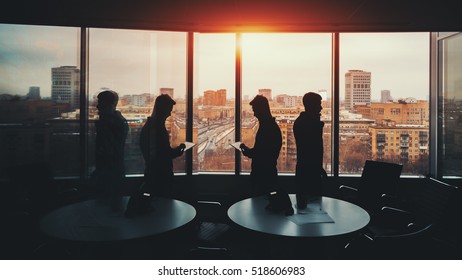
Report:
438,32,462,177
0,24,80,178
340,33,430,176
0,23,434,179
88,29,187,175
193,33,236,173
241,33,332,174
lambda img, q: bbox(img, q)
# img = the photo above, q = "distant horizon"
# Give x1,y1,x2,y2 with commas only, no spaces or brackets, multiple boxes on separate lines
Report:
1,89,429,105
0,67,430,103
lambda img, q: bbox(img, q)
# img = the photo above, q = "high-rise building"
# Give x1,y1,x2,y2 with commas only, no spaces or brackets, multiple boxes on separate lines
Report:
283,95,297,107
27,86,41,100
216,89,226,106
51,66,80,110
275,94,289,105
258,88,272,101
381,90,392,103
203,89,226,106
203,90,214,106
345,70,371,111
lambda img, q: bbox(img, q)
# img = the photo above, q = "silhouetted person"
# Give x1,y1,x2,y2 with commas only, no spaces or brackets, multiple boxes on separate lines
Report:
93,90,128,199
126,94,186,217
240,95,282,197
139,94,185,198
293,92,325,209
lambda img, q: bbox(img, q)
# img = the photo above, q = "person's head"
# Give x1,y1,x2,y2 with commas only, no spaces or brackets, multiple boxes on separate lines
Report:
249,95,272,120
97,90,119,113
153,94,176,119
302,92,322,115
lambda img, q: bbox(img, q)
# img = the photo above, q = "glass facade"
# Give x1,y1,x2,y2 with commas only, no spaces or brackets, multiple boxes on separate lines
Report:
193,33,236,173
87,29,188,175
1,23,452,179
340,33,430,176
0,24,80,178
240,33,332,173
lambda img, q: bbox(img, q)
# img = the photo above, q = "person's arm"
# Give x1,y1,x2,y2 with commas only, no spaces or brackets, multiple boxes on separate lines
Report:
171,143,186,158
253,122,281,163
240,143,254,158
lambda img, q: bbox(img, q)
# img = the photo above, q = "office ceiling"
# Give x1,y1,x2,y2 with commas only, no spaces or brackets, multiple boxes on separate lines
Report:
0,0,460,32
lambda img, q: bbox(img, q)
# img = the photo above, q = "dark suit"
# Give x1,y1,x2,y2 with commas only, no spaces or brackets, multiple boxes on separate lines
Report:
94,110,128,197
242,117,282,195
293,111,325,199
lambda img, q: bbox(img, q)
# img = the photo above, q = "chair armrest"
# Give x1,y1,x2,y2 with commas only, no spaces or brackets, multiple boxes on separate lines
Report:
338,185,359,202
381,206,411,215
339,185,358,192
377,206,415,227
381,193,395,200
197,200,222,207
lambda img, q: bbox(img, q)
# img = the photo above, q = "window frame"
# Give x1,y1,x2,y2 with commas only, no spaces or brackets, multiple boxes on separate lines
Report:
0,24,440,179
78,30,439,179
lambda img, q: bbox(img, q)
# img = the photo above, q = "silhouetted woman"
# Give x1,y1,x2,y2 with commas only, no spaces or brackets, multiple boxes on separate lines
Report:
139,94,185,197
240,95,282,196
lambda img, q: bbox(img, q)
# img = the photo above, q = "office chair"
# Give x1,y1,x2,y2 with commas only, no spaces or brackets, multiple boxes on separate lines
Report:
345,177,459,259
187,200,232,259
338,160,403,216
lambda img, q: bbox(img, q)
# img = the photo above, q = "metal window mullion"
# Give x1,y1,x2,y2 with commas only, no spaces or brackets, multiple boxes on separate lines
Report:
235,33,242,175
430,32,441,179
332,33,340,177
186,32,194,175
80,27,89,180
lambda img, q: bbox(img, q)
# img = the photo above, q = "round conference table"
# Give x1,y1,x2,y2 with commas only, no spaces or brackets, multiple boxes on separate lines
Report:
227,194,370,238
40,196,196,242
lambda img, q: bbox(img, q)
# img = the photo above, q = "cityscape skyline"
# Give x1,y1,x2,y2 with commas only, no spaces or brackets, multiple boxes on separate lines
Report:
1,24,429,102
0,24,433,177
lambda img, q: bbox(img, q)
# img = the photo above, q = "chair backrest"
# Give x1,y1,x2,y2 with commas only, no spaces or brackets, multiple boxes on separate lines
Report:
189,199,232,259
195,200,226,224
195,200,231,240
357,160,403,212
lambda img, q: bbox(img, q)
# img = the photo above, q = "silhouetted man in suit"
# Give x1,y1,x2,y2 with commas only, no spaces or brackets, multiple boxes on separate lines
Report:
240,95,282,196
94,90,128,198
293,92,325,209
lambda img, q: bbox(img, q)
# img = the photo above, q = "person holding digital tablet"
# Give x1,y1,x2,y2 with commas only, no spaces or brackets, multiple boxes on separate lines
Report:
239,95,292,215
126,94,186,217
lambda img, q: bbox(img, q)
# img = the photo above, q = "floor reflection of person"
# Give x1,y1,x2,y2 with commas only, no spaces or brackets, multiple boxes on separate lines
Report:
93,90,128,199
293,92,325,209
